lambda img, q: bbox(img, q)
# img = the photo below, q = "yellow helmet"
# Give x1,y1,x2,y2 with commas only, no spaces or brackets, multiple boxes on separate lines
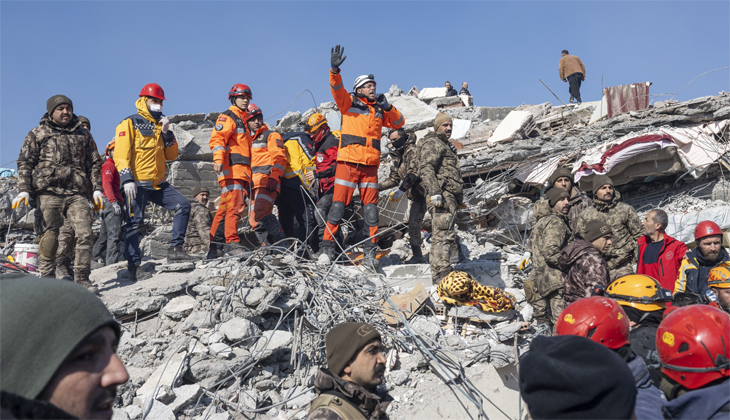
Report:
605,274,671,311
709,263,730,289
304,113,327,134
332,130,341,140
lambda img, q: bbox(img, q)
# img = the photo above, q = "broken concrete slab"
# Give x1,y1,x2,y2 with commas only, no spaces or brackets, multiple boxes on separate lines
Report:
219,317,261,343
251,330,293,358
168,384,201,413
157,262,195,273
417,87,447,101
447,305,517,323
162,296,198,319
167,161,219,201
488,110,531,144
136,352,188,396
388,96,439,131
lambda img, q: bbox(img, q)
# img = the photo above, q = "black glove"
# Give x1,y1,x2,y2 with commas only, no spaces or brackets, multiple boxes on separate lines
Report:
331,45,346,68
376,94,392,111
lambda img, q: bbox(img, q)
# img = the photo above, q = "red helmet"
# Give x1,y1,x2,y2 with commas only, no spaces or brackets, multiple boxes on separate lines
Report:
695,220,722,241
657,305,730,389
555,296,631,349
245,103,262,122
228,83,252,100
139,83,165,100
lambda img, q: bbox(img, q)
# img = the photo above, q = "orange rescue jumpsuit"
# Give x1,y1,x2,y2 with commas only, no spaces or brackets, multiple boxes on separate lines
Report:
248,126,287,240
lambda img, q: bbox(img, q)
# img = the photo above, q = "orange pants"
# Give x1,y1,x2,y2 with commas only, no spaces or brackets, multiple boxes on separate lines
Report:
249,187,279,229
210,180,247,244
323,162,379,243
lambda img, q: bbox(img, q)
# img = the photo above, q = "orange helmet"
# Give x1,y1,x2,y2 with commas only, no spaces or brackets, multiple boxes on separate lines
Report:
709,263,730,289
304,113,328,134
605,274,672,311
555,296,631,350
105,138,116,157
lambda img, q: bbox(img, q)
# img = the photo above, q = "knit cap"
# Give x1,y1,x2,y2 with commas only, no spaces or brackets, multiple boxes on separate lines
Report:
193,186,209,197
549,167,573,187
326,322,381,376
46,94,73,114
0,273,120,399
545,187,570,207
433,112,452,131
78,115,90,130
585,219,613,242
520,335,637,419
592,174,614,195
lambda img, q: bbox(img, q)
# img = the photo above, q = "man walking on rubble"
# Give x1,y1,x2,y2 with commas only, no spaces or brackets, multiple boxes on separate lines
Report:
675,220,730,298
185,186,213,256
115,83,192,281
379,128,427,264
207,84,253,258
319,45,405,270
559,49,585,104
576,175,642,280
559,219,612,304
420,113,463,283
307,322,391,420
92,139,125,267
637,209,687,292
13,96,103,293
524,187,572,332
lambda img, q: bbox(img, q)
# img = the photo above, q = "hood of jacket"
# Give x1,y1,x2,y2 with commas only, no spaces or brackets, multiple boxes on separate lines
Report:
135,97,158,123
559,239,601,271
687,245,730,268
662,379,730,420
313,368,391,418
593,190,622,211
40,113,82,133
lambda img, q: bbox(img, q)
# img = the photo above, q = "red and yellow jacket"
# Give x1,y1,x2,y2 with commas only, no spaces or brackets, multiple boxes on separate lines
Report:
250,126,287,190
209,105,252,184
329,70,404,166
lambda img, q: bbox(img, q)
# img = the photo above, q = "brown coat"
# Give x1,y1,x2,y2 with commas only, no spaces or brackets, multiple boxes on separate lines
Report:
559,55,585,81
559,240,611,304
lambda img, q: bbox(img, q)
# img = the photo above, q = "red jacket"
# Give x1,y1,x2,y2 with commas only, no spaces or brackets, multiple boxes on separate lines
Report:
314,131,339,194
102,157,124,204
637,234,687,292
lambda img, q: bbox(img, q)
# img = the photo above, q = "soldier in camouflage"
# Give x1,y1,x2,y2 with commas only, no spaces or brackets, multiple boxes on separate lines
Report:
525,187,573,332
13,96,103,293
419,113,463,284
379,128,427,264
184,186,213,255
576,175,643,280
559,219,613,304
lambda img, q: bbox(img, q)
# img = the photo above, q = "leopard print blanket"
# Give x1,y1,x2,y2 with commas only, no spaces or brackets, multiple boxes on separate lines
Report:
437,271,516,313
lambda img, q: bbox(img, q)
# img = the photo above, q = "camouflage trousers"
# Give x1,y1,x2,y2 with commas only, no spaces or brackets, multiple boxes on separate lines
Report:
427,191,458,283
36,193,92,283
407,195,426,253
56,221,76,278
531,289,565,333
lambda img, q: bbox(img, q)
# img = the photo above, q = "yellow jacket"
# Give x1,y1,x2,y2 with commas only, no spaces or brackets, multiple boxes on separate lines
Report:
114,98,178,189
281,132,316,194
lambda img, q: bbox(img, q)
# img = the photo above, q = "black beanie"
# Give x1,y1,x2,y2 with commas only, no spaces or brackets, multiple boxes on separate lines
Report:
46,95,73,114
592,174,614,195
520,335,637,419
584,219,613,242
326,322,381,376
0,274,120,399
545,187,570,207
549,167,573,187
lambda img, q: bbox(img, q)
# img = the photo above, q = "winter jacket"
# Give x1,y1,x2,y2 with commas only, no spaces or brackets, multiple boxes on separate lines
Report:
378,133,425,199
559,54,586,81
314,131,339,194
567,186,593,233
17,113,102,197
675,247,730,297
281,132,316,193
184,201,212,253
662,378,730,419
638,234,687,292
0,390,77,419
249,126,287,190
209,105,252,184
559,239,611,304
419,132,463,203
114,98,178,189
459,87,471,96
631,321,662,388
531,202,573,296
101,157,123,204
576,191,643,270
446,87,458,97
627,355,666,420
329,70,404,167
307,368,391,420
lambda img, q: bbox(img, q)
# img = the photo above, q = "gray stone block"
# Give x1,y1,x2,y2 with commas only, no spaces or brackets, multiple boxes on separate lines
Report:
168,113,205,123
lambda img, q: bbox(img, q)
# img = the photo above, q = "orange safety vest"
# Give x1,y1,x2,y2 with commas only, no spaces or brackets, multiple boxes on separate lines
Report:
209,105,252,184
250,126,287,190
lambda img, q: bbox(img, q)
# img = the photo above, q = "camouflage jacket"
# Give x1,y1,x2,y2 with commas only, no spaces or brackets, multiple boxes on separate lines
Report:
184,201,212,250
576,191,643,270
559,239,611,304
525,187,592,253
531,202,573,296
378,133,425,199
418,132,463,203
307,368,391,420
17,114,102,196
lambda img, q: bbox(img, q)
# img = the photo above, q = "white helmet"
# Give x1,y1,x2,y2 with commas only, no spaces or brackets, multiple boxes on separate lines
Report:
353,74,376,91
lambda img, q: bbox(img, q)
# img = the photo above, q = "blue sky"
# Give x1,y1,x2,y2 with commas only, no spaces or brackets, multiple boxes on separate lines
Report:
2,1,728,169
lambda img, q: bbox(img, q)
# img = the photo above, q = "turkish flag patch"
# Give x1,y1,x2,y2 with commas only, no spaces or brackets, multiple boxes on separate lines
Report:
119,131,126,137
218,116,227,122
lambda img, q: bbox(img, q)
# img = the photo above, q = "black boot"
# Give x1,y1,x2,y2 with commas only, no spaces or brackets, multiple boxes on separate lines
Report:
450,241,464,264
317,240,336,265
405,246,425,264
167,246,193,263
128,264,153,282
206,243,223,260
362,242,380,272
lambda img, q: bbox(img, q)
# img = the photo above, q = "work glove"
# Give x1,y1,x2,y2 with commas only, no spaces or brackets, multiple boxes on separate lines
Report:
93,191,104,211
389,189,405,202
518,251,532,270
265,177,278,192
11,192,30,209
160,116,170,134
331,45,346,68
376,94,392,111
124,182,137,201
430,194,443,208
112,202,122,216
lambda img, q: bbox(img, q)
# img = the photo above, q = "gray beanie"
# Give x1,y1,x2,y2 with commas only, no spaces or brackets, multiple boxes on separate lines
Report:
46,95,73,114
545,187,570,207
326,322,381,376
0,274,120,399
585,220,613,242
193,186,209,197
592,174,614,195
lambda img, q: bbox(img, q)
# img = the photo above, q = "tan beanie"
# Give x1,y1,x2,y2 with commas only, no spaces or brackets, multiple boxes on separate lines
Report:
585,220,613,242
433,112,452,131
592,174,614,195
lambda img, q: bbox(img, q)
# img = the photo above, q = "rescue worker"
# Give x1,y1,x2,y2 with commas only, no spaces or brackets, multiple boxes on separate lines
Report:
708,264,730,313
92,139,125,267
207,84,253,258
576,174,643,280
13,95,103,292
525,187,572,331
184,186,213,256
319,45,405,270
558,219,612,304
605,274,672,387
115,83,192,281
307,322,391,420
278,129,317,257
555,297,666,420
657,305,730,419
419,113,463,283
675,220,730,298
379,128,427,264
245,103,287,248
311,118,342,254
638,209,687,292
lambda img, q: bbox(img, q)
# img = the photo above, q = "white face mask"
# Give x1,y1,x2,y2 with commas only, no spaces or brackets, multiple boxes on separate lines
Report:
149,103,162,112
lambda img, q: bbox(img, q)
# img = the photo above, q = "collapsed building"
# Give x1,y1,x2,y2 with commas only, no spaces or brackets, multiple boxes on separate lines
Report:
1,84,729,420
